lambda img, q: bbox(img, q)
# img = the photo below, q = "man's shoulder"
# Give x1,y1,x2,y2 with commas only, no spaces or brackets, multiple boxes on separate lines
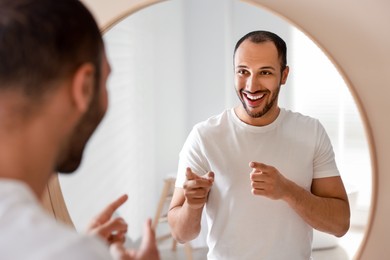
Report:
0,181,111,260
193,109,231,130
283,108,320,127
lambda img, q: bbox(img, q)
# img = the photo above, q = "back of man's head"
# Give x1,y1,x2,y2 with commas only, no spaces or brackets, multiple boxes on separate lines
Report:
0,0,103,101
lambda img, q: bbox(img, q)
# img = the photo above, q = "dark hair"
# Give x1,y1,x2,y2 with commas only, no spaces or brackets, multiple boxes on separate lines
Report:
0,0,103,99
233,30,287,71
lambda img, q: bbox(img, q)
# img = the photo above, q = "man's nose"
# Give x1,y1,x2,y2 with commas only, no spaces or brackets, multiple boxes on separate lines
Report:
245,76,257,92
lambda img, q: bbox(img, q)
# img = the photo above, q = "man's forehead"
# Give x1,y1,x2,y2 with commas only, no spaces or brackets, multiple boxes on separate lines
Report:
235,41,279,65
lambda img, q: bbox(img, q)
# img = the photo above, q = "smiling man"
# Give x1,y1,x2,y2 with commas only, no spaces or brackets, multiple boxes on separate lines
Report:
234,39,288,126
168,31,350,260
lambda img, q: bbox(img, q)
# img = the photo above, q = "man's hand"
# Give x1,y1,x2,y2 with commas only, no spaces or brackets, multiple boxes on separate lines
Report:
110,219,160,260
183,167,214,209
87,195,160,260
249,162,291,200
87,194,129,244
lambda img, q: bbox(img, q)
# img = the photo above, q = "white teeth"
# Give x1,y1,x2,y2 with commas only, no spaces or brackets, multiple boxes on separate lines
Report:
246,93,264,100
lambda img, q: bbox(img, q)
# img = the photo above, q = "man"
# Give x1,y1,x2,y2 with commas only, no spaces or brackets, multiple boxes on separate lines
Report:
0,0,159,259
168,31,350,259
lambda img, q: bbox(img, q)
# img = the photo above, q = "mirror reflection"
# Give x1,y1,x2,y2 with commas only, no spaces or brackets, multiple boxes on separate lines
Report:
59,0,371,259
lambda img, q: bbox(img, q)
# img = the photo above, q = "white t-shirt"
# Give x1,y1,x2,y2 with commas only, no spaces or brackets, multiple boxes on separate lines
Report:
176,108,339,260
0,179,113,260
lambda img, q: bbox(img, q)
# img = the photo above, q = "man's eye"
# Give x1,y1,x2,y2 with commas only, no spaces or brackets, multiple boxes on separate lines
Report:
237,70,248,75
260,71,272,75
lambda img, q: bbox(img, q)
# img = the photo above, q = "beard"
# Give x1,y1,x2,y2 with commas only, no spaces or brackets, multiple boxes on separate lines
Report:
238,85,280,118
56,88,106,174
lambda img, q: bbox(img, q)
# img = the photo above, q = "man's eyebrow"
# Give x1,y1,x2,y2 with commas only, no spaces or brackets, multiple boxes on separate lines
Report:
235,65,276,71
259,66,276,71
236,65,248,69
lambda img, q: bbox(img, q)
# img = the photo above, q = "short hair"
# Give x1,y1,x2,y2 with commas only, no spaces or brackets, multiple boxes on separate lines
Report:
0,0,103,99
233,30,287,71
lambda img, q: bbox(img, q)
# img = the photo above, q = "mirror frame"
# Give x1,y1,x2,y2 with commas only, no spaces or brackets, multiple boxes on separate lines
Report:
45,0,390,259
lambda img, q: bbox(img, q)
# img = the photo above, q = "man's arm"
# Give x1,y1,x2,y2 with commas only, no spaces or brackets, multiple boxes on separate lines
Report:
250,162,350,237
167,168,214,243
167,188,204,243
285,176,350,237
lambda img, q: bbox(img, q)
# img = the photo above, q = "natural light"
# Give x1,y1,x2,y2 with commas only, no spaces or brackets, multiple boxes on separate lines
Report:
288,28,371,258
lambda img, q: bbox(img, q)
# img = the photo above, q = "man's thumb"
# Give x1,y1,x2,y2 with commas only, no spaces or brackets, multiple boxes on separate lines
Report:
203,171,215,182
140,219,156,250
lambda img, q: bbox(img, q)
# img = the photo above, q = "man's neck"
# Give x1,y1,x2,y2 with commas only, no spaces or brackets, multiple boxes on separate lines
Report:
0,128,56,199
234,105,281,126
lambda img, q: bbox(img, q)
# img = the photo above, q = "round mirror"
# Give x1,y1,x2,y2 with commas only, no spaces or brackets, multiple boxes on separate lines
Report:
56,0,375,259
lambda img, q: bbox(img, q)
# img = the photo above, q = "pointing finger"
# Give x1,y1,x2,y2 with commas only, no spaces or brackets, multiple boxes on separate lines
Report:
89,194,128,228
249,161,268,171
186,167,199,180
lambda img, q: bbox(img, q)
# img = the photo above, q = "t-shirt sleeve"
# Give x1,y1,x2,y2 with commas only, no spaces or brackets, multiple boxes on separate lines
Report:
313,120,340,179
175,127,209,188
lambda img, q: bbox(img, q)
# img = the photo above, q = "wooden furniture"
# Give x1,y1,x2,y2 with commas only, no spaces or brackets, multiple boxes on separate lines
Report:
41,174,74,228
152,177,193,260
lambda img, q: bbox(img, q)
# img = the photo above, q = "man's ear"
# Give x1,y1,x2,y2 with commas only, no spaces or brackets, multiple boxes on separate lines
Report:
281,66,290,85
70,63,95,113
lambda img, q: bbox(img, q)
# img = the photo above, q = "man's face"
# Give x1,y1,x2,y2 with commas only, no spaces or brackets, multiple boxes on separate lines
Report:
234,40,288,125
57,51,111,173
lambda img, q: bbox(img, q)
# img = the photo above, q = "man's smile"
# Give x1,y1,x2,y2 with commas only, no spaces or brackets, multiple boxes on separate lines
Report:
242,91,267,107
